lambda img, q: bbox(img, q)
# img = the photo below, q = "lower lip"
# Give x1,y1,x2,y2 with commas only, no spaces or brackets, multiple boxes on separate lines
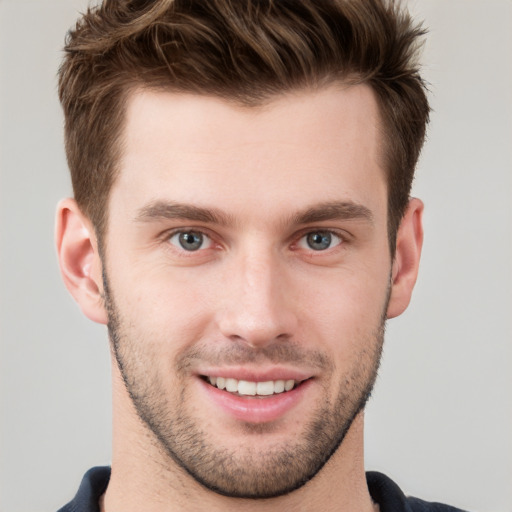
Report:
198,378,312,424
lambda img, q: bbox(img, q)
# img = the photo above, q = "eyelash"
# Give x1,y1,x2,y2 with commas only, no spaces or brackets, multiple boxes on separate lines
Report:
167,230,214,252
162,228,348,255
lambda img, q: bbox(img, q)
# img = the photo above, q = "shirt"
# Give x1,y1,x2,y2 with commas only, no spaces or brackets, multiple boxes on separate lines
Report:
58,466,470,512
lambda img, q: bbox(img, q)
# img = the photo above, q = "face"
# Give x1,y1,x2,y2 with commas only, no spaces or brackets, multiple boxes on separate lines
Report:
102,85,392,498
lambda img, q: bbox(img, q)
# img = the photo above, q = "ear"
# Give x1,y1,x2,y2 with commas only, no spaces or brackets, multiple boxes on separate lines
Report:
386,198,424,319
55,198,108,324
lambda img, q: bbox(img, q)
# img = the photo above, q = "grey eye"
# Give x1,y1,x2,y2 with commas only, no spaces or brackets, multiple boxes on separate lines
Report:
169,231,211,251
299,231,342,251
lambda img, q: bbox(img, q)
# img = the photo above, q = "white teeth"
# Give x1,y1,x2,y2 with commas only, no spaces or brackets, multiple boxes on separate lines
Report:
225,378,238,392
256,381,274,396
238,380,257,396
207,376,299,396
274,380,285,393
285,380,295,391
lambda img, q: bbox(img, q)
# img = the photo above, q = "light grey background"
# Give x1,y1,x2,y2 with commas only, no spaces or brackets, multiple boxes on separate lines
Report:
0,1,510,511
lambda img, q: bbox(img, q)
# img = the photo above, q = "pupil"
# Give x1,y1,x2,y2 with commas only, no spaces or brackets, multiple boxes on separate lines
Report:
307,232,331,250
179,232,202,250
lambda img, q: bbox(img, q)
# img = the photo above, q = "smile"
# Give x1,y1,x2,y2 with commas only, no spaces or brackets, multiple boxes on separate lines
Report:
204,376,300,396
198,373,314,423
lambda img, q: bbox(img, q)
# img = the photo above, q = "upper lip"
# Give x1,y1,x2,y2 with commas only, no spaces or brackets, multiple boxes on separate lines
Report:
196,367,314,383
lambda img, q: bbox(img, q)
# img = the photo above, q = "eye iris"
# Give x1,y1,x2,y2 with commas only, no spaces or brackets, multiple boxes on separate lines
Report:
179,232,203,251
307,232,332,251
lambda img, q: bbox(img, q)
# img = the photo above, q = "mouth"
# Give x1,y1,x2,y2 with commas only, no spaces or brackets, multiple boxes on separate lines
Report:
198,372,314,423
200,375,306,397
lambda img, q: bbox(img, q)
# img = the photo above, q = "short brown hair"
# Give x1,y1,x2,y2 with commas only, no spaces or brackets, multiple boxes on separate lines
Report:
58,0,429,247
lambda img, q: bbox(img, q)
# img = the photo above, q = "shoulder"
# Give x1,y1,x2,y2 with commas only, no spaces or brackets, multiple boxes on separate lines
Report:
366,471,470,512
57,466,111,512
407,496,471,512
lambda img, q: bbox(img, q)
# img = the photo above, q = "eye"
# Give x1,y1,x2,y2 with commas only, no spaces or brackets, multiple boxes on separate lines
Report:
168,230,212,251
298,230,343,251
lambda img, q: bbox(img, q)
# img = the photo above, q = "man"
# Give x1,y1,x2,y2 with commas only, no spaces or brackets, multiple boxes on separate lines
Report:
54,0,466,510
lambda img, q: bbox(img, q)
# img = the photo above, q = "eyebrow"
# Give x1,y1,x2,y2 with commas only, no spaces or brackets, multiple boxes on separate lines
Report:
135,201,234,226
291,201,374,225
135,200,373,226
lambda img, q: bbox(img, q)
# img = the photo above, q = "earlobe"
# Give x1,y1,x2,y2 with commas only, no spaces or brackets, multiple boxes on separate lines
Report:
386,198,424,319
55,198,108,325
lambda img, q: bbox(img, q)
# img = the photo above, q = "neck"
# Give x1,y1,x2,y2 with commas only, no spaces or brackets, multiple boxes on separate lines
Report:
103,367,375,512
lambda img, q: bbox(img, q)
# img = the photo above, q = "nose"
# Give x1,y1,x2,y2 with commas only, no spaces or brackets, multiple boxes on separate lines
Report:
217,248,298,348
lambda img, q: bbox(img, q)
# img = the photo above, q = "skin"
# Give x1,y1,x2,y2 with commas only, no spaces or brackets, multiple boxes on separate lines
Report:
56,84,423,512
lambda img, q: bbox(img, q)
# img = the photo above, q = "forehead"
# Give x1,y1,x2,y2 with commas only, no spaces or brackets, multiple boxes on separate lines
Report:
112,85,386,223
122,84,382,157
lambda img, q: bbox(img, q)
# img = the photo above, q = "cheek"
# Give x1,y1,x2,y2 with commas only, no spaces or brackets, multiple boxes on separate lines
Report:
300,262,390,316
296,267,389,353
117,267,219,353
116,253,204,308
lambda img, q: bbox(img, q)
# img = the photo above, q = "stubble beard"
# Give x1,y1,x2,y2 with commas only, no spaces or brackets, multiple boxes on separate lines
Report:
103,271,387,499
